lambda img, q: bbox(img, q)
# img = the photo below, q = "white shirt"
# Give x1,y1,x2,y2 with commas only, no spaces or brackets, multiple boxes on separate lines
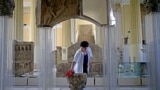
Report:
73,47,93,73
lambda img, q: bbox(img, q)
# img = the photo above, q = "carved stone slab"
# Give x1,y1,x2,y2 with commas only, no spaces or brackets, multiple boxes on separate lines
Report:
38,0,80,27
14,41,34,77
68,42,102,63
56,63,71,77
89,63,103,77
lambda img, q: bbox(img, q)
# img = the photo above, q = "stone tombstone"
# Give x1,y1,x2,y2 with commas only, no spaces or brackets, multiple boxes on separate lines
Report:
68,42,102,63
89,62,103,77
37,0,80,27
56,63,71,77
53,46,62,64
14,41,34,77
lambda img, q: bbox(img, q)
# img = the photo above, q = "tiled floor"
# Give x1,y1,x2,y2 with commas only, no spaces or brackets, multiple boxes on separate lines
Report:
11,87,103,90
11,86,149,90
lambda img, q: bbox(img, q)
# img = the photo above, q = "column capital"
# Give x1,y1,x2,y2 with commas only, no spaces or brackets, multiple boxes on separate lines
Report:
0,0,15,17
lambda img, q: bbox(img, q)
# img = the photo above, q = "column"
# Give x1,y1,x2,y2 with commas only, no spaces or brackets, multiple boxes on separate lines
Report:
152,13,160,90
62,20,71,47
114,12,122,48
102,26,108,90
121,2,131,62
0,0,15,89
102,25,117,90
95,26,101,46
30,0,37,42
145,12,160,90
62,20,71,60
52,26,57,51
71,19,76,44
14,0,23,41
37,27,55,90
95,26,105,47
114,12,123,62
121,1,131,41
144,13,154,90
121,0,143,62
30,0,38,66
51,27,57,87
130,0,143,62
99,26,104,47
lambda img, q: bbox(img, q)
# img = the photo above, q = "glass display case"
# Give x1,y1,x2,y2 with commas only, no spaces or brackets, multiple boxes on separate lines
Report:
118,62,148,78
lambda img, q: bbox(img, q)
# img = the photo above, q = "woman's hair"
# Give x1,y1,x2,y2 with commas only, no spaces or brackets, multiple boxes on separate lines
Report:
80,41,89,48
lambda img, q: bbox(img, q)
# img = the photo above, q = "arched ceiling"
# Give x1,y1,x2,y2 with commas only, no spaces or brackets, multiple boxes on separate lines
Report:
82,0,107,25
36,0,108,27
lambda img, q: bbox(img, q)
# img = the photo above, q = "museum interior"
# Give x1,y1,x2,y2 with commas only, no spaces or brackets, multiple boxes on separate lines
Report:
0,0,160,90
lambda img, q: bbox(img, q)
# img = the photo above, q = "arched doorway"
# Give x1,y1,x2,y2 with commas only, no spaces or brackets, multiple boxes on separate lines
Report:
37,19,108,90
36,0,110,89
53,18,104,87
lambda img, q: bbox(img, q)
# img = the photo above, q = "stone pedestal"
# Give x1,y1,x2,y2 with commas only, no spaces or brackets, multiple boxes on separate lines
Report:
67,73,87,90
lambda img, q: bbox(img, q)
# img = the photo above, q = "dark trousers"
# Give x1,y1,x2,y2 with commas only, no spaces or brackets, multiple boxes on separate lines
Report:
83,64,88,86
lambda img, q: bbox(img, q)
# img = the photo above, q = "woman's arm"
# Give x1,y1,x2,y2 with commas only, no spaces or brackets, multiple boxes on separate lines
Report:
71,49,80,71
71,62,76,70
87,47,93,71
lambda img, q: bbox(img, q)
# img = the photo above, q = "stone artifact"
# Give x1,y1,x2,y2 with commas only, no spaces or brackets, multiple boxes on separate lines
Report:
67,73,87,90
89,62,103,77
0,0,15,16
38,0,80,27
53,46,62,65
14,41,34,77
56,63,71,77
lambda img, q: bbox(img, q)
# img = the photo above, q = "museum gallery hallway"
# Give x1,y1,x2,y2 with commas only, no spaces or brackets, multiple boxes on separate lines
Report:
1,0,160,90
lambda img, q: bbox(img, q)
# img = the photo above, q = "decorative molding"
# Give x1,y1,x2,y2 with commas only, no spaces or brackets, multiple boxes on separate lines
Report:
37,0,80,27
142,0,160,14
0,0,15,17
